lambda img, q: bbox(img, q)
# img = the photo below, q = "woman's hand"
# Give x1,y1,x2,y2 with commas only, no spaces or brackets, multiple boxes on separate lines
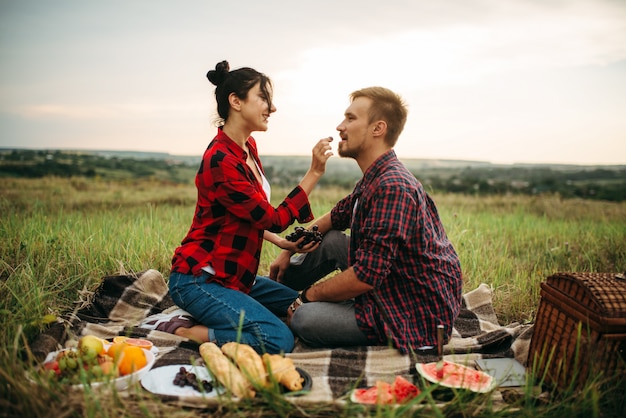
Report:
309,137,333,176
298,136,333,198
279,236,321,253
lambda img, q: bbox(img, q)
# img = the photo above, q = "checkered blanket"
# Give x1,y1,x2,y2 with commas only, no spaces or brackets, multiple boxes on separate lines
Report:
30,269,533,403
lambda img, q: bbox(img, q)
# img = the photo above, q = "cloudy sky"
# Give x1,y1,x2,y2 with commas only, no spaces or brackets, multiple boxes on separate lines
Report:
1,0,625,165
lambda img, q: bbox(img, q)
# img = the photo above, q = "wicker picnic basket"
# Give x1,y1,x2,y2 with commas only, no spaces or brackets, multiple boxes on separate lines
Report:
528,272,626,391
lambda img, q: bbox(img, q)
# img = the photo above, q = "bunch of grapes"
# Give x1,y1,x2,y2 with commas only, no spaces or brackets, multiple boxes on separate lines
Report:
173,366,214,393
285,225,323,249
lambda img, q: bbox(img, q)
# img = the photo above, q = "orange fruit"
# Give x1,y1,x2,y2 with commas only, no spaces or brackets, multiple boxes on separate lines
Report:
113,336,129,344
106,341,128,362
112,336,153,349
117,345,147,376
125,338,153,350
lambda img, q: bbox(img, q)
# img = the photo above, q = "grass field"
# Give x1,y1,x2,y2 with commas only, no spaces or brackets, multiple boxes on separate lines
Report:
1,177,625,417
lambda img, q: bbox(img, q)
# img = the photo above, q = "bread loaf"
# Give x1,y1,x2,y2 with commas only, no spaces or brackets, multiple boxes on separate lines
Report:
262,353,303,391
199,342,254,398
221,342,268,387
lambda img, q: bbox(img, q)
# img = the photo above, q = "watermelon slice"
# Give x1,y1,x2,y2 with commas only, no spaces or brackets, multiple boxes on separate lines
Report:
350,376,420,404
392,375,420,403
415,360,496,393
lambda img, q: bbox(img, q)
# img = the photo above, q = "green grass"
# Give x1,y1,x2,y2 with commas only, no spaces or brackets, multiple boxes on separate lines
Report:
1,177,625,417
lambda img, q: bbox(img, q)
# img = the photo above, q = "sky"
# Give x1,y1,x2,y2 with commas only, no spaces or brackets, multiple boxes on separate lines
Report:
1,0,625,165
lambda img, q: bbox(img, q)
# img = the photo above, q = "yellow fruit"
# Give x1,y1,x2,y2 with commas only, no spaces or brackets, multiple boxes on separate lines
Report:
79,335,105,357
117,345,147,376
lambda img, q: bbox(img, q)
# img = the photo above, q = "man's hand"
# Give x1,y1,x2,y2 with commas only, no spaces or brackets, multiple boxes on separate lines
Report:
270,234,321,282
269,250,292,283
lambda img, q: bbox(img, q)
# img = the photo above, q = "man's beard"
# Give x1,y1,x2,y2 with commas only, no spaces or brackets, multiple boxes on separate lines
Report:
338,140,358,159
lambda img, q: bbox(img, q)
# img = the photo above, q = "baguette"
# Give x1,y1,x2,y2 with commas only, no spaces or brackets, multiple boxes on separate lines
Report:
262,353,303,391
199,342,255,398
221,342,268,388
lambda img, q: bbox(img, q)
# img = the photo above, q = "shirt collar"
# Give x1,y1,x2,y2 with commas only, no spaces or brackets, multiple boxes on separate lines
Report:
355,149,397,191
215,127,258,161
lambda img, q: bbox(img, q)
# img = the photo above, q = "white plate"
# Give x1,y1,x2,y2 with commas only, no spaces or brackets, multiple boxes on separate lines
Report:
141,364,222,398
42,346,155,391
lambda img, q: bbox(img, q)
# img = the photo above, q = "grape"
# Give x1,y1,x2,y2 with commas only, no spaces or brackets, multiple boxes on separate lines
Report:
66,357,78,370
41,348,116,386
173,367,213,393
91,365,103,377
285,225,323,249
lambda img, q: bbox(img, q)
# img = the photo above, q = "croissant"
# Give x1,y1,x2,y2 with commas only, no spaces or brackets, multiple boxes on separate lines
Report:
199,342,255,398
262,353,303,391
221,342,268,388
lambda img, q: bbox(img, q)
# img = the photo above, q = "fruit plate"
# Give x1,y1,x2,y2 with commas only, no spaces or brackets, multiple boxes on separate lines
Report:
41,346,156,391
141,364,223,398
140,365,312,398
415,360,496,393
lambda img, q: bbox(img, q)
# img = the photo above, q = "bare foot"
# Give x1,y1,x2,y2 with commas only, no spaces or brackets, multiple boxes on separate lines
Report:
174,324,211,344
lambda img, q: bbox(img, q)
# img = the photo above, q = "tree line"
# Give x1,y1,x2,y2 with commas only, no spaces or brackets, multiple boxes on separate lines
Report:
1,149,624,202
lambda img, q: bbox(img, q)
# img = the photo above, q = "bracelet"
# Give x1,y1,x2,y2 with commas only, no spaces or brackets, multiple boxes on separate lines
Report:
288,297,303,313
300,287,312,303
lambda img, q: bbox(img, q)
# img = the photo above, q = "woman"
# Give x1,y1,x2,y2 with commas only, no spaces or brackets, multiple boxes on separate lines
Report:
166,60,333,354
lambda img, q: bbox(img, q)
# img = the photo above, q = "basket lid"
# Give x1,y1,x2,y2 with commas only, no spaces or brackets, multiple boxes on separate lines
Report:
546,272,626,318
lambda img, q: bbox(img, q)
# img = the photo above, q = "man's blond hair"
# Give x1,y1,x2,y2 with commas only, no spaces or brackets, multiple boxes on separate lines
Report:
350,87,408,147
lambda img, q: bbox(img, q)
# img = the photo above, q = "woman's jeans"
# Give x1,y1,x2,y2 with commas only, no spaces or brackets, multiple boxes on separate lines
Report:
168,272,298,354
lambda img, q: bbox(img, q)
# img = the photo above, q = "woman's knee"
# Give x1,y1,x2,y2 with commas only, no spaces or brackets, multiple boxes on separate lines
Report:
261,324,295,354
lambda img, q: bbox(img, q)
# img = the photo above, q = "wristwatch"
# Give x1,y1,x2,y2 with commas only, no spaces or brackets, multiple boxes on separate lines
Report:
300,286,312,303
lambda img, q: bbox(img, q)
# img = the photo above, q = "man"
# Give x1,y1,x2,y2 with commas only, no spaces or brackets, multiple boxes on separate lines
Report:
270,87,462,354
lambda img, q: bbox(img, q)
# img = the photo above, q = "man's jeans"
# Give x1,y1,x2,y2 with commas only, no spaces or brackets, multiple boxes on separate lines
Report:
168,272,298,354
280,230,350,291
290,300,371,347
284,230,371,348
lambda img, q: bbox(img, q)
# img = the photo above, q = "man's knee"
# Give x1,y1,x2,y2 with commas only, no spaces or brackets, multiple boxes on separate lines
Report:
322,230,348,251
289,306,319,346
320,230,349,268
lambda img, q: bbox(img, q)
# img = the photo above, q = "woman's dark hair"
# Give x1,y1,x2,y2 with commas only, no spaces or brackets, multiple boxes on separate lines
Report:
206,60,273,125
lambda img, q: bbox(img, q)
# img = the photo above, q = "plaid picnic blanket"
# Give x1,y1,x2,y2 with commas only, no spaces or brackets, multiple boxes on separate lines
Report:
30,269,533,403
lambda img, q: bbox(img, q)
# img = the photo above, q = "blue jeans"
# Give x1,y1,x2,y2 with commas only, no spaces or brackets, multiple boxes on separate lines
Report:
168,272,299,354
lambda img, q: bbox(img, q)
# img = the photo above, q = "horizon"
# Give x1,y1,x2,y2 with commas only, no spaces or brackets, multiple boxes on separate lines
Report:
3,146,624,168
1,0,625,166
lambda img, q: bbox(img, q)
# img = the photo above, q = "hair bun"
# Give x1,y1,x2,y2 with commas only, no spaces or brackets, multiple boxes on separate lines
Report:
207,60,230,86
